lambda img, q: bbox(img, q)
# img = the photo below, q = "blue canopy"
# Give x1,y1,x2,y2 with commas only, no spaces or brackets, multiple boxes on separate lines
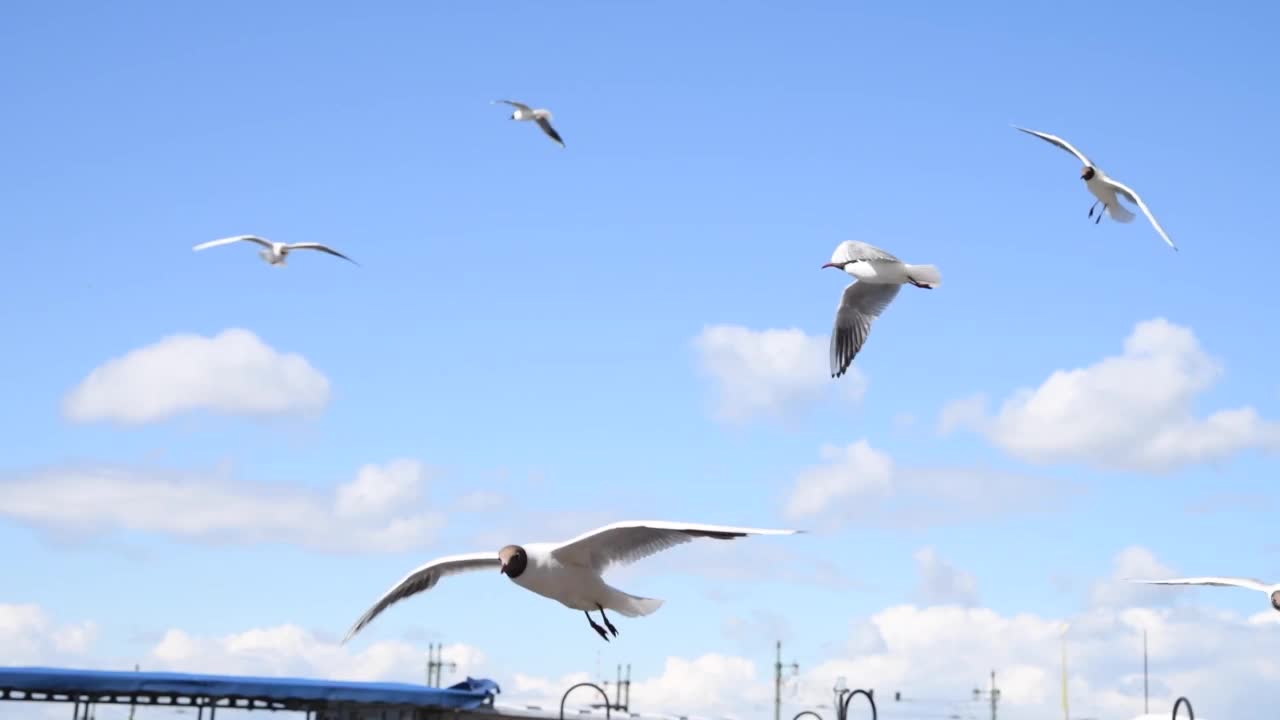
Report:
0,666,500,709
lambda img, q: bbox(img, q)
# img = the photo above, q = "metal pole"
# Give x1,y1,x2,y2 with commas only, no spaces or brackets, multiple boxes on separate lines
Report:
1061,633,1068,720
775,641,781,720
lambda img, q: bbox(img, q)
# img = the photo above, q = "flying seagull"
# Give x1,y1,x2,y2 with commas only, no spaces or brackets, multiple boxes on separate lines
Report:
192,235,358,267
343,520,800,643
822,240,941,379
1131,576,1280,612
1012,125,1177,251
494,99,565,147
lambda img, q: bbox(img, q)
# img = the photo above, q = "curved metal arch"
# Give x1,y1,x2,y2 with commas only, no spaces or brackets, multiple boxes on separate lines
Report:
838,689,876,720
559,682,611,720
1172,696,1194,720
792,711,824,720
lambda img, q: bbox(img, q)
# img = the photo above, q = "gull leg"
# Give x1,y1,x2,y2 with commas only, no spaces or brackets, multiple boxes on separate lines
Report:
1094,204,1105,225
584,611,610,642
597,604,619,637
1088,200,1100,218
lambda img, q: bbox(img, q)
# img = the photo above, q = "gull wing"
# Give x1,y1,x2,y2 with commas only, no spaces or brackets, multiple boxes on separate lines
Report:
550,521,800,573
1102,177,1178,251
343,552,500,642
287,242,360,265
1131,576,1272,592
192,235,272,252
830,282,901,377
1012,125,1095,167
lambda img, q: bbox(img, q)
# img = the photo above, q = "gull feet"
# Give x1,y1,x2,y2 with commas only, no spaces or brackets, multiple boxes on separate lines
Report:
597,605,619,638
585,611,611,642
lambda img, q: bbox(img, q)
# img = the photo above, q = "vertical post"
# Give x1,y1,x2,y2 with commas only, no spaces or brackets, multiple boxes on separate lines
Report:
990,670,998,720
1061,632,1068,720
774,641,798,720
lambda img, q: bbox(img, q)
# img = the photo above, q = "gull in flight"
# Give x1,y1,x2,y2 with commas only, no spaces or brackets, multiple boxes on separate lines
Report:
1013,126,1178,251
343,520,800,643
192,235,358,267
1132,576,1280,612
822,240,941,378
494,99,565,147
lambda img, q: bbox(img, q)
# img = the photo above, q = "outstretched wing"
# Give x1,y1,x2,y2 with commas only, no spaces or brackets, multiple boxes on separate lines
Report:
343,552,500,642
287,242,360,265
1102,177,1178,251
1012,125,1095,167
193,235,272,252
1131,576,1272,592
550,521,800,573
830,281,901,378
495,99,533,112
829,240,902,265
535,117,565,147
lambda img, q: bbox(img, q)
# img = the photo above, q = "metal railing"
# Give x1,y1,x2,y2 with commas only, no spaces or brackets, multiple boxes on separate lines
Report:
559,682,611,720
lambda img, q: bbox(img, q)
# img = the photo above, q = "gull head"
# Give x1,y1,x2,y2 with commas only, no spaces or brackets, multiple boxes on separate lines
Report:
498,544,528,579
1081,166,1096,181
822,259,864,277
1271,590,1280,612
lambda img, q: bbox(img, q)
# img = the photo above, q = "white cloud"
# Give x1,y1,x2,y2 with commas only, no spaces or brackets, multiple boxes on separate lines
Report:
785,440,894,519
0,459,444,553
694,325,865,423
63,328,330,425
147,624,486,684
783,439,1073,528
9,552,1278,720
914,546,979,606
1090,545,1181,609
939,318,1280,472
0,603,98,664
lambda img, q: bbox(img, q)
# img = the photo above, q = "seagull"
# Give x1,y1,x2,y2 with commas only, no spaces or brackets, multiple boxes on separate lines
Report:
1131,576,1280,612
343,520,800,643
494,100,565,147
1012,125,1178,251
821,240,941,378
192,235,358,267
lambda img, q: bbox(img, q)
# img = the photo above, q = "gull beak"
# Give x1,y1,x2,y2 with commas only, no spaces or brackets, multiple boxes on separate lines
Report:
821,262,839,269
499,563,507,575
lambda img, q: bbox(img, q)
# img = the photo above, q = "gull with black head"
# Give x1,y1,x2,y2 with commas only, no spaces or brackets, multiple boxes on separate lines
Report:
822,240,941,379
343,520,801,643
192,235,358,267
494,99,565,147
1013,125,1177,251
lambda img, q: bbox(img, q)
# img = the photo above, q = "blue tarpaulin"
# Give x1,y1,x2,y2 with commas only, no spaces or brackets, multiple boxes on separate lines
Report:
0,666,500,708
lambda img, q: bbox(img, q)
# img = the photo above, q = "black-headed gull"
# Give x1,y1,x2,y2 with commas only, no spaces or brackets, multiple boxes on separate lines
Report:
192,235,358,267
1013,126,1177,251
822,240,941,379
1132,576,1280,612
343,520,800,643
494,99,565,147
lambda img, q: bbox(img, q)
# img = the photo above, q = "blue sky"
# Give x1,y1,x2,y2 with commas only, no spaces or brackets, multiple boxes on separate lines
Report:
3,1,1280,717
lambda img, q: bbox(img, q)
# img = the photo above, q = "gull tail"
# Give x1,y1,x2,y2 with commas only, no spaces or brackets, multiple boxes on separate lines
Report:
606,588,664,618
1108,201,1136,223
905,264,942,288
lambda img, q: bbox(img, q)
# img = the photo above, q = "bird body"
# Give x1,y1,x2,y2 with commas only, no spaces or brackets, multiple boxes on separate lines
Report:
192,235,358,266
1012,125,1176,250
822,240,940,378
509,545,663,617
343,520,799,642
494,99,565,147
